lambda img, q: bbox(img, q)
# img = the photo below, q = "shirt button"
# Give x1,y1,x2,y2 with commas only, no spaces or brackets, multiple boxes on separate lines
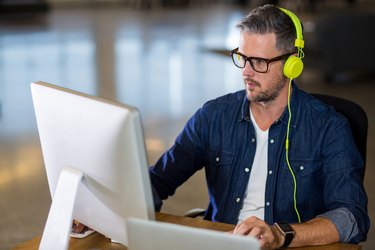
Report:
251,138,255,143
216,157,220,162
266,202,270,206
236,198,241,203
270,139,275,144
268,170,273,175
300,165,304,171
245,168,250,173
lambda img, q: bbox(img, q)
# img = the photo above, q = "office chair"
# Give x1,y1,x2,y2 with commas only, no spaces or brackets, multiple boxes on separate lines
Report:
184,94,368,218
311,93,368,168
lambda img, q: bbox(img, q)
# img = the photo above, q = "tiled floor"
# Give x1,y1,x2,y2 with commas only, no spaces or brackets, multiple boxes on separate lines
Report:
0,1,374,249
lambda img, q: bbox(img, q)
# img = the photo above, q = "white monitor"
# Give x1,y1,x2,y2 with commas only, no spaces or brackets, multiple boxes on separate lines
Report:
31,81,155,250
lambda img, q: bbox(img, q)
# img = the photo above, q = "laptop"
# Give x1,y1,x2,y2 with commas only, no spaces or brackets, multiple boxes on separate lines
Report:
126,218,260,250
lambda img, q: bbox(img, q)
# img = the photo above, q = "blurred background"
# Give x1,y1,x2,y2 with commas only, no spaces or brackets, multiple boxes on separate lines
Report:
0,0,374,249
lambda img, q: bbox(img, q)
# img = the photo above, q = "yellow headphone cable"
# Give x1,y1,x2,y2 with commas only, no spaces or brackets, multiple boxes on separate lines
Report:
285,78,301,223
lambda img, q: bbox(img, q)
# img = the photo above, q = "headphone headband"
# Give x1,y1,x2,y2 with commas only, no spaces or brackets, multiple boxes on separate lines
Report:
278,7,304,49
278,7,304,79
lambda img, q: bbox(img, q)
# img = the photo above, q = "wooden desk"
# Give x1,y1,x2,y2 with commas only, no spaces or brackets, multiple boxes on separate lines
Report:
14,213,361,250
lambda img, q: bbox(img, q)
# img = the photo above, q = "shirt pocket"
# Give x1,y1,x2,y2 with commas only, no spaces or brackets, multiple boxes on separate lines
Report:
288,158,324,204
205,150,234,188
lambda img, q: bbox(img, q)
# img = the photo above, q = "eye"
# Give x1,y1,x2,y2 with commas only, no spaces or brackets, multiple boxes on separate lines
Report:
252,58,267,66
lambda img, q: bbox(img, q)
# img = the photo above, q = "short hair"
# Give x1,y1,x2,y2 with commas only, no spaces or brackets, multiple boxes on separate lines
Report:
236,4,297,54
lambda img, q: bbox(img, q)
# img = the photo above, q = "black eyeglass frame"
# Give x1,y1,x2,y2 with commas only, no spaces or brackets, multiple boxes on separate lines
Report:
230,47,294,73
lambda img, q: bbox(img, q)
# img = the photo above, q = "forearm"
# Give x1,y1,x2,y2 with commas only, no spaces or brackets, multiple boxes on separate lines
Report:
288,217,339,247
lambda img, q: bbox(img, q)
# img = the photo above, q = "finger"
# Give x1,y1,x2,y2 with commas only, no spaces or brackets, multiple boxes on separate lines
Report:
72,220,79,227
233,221,254,235
73,223,87,234
247,226,263,238
258,227,277,249
258,236,271,249
233,216,261,234
260,241,271,250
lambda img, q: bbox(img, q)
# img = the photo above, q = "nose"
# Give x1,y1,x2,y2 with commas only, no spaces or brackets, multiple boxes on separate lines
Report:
242,60,256,77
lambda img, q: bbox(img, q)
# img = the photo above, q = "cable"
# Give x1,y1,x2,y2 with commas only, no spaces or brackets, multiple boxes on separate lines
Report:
285,78,301,223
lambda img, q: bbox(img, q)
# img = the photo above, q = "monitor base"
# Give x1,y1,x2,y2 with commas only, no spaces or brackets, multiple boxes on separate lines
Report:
39,166,83,250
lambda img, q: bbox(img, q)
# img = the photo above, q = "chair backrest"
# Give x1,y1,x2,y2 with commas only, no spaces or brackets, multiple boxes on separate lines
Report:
312,94,368,168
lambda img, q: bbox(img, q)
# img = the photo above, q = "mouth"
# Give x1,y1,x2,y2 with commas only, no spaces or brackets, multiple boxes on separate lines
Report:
244,78,259,90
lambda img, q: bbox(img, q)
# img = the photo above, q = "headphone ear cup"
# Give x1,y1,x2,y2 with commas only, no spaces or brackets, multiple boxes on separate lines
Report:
283,56,304,79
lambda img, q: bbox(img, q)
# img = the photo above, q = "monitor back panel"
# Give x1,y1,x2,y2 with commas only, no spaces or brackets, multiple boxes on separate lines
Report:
31,81,155,245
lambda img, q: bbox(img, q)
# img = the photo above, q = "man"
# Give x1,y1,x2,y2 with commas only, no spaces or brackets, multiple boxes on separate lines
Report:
149,4,369,249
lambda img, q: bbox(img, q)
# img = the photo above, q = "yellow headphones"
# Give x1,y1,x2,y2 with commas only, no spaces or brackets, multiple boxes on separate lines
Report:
279,7,305,79
279,7,304,223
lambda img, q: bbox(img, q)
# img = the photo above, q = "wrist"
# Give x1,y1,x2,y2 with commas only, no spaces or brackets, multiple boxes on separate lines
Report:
271,224,285,248
273,222,295,248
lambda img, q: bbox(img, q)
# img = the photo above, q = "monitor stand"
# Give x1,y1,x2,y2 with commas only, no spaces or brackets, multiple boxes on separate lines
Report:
39,166,83,250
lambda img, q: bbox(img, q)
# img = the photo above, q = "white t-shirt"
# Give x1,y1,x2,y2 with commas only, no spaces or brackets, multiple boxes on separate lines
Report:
237,109,269,223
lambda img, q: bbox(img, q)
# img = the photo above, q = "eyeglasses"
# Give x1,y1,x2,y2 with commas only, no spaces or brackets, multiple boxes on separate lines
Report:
230,48,293,73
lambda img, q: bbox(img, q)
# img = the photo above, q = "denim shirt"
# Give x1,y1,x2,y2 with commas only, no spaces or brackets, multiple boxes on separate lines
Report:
149,85,370,243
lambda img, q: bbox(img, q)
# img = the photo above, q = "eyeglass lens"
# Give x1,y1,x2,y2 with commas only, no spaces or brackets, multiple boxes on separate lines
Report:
232,52,268,73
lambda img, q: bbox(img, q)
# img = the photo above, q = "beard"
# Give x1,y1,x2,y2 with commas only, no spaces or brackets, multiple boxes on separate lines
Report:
244,75,286,103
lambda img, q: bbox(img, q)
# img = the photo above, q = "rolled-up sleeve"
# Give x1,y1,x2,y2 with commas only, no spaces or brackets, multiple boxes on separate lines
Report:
318,207,358,242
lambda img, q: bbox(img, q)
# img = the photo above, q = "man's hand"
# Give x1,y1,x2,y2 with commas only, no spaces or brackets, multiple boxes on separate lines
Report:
72,220,88,234
71,220,95,238
233,216,284,250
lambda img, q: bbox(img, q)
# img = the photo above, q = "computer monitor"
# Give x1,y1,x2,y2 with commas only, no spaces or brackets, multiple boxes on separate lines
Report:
31,81,155,250
126,218,260,250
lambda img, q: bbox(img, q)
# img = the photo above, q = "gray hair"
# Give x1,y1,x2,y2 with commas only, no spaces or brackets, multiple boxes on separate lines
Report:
236,4,297,54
